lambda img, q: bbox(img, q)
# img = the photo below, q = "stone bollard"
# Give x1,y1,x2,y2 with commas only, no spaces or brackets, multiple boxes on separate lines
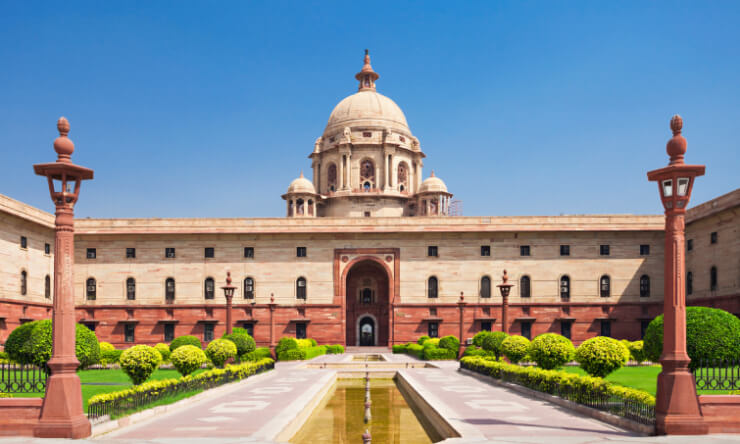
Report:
364,400,372,423
362,429,371,443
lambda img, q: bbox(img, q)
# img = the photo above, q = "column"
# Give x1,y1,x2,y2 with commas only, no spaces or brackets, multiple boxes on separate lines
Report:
339,156,345,190
384,154,389,191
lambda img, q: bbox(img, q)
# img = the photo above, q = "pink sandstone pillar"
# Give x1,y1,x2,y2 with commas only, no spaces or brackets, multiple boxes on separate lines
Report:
457,292,466,358
221,272,236,336
497,270,513,335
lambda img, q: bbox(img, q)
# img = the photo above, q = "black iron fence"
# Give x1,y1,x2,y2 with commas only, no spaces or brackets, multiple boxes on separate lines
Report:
693,358,740,391
0,362,48,393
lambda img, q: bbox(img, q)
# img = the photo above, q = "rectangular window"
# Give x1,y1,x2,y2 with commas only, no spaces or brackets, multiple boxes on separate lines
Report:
560,245,570,256
164,324,175,342
520,245,530,256
640,244,650,256
480,321,492,332
480,245,490,257
242,322,254,337
560,321,572,339
364,211,371,217
84,322,96,332
296,247,307,257
165,247,176,258
203,324,214,342
44,243,50,255
428,321,439,338
124,324,135,343
126,248,136,258
20,236,27,249
295,322,307,339
205,247,215,258
687,239,693,251
86,248,96,259
428,246,438,257
710,232,717,244
244,247,254,258
600,320,612,337
600,245,610,256
521,321,532,340
640,320,651,339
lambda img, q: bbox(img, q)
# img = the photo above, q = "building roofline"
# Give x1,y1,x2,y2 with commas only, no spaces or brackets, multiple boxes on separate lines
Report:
687,187,740,223
0,194,55,228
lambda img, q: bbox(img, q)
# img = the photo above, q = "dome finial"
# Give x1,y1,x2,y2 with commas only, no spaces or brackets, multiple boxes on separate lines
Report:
355,49,379,91
53,116,74,162
430,170,435,177
299,170,304,178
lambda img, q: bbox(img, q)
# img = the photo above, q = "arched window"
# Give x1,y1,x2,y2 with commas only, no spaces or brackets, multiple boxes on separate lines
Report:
360,159,375,190
244,277,254,299
428,276,438,298
327,163,337,192
126,278,136,300
687,271,693,295
520,275,531,298
204,277,215,299
86,278,96,300
165,278,175,300
44,275,50,299
560,275,570,299
710,266,717,291
20,270,27,296
362,288,372,304
600,275,611,297
296,277,307,299
639,275,650,297
480,276,491,298
397,162,409,192
296,198,305,215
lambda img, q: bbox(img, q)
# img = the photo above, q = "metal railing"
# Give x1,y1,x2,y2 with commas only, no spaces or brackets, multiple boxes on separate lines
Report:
0,362,48,393
693,358,740,391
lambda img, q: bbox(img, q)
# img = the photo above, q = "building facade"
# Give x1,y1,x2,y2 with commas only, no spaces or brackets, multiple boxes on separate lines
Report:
1,53,738,349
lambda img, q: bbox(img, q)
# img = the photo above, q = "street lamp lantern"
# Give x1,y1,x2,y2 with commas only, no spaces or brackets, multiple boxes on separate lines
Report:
647,115,707,435
497,270,514,334
221,271,237,335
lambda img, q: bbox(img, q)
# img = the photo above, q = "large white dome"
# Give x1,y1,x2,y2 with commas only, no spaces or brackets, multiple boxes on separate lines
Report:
323,90,411,137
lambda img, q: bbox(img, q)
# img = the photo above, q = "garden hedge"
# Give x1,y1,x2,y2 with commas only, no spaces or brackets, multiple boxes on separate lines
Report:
627,340,647,364
275,337,298,355
575,336,629,377
170,335,202,352
241,347,272,362
7,320,100,369
528,333,575,369
205,339,238,367
502,335,530,364
481,331,508,359
154,343,171,362
417,335,431,345
277,345,327,361
325,344,345,354
392,343,409,354
101,349,123,366
222,333,256,356
171,345,207,376
439,335,460,355
120,345,163,384
423,347,456,360
472,330,494,347
4,322,36,364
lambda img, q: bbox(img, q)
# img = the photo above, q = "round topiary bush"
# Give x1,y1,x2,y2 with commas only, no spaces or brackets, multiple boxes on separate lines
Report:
154,343,171,362
628,340,647,364
99,342,115,353
439,335,460,355
643,307,740,369
169,335,202,352
417,335,431,345
119,345,162,384
276,337,298,355
481,331,508,358
502,335,530,364
12,320,100,369
205,339,237,368
575,336,629,377
223,333,256,356
528,333,575,370
170,345,207,376
422,338,441,349
472,330,494,347
4,322,37,364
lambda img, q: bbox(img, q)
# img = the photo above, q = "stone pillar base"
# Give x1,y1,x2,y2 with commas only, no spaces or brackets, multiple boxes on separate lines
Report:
656,414,708,435
34,370,91,438
655,369,708,435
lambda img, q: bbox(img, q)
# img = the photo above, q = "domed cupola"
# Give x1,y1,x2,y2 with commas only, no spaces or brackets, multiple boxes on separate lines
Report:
282,172,319,217
417,171,453,216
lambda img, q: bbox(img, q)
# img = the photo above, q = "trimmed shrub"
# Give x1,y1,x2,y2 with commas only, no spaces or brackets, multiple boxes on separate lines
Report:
575,336,629,377
154,343,171,362
309,338,318,346
205,339,238,368
276,337,299,355
406,344,424,359
644,307,740,369
101,349,123,366
417,335,431,345
502,335,530,364
4,322,36,364
392,344,409,354
223,333,256,356
528,333,575,370
120,345,162,384
481,331,508,359
278,348,306,361
439,335,460,355
423,347,457,360
241,346,272,362
99,342,115,353
296,339,314,348
171,345,207,376
326,344,345,354
472,330,494,347
422,338,441,349
628,340,647,364
170,335,202,352
0,393,12,398
305,346,327,360
462,345,488,357
0,351,9,364
17,320,100,369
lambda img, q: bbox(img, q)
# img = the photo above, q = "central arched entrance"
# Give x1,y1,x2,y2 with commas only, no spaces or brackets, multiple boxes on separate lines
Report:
345,259,390,346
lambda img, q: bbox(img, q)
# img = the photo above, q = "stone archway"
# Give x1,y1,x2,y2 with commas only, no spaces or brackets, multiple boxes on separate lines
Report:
345,259,390,346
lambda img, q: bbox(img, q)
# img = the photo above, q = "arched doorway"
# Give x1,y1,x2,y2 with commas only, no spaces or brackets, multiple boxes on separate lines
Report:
345,259,390,346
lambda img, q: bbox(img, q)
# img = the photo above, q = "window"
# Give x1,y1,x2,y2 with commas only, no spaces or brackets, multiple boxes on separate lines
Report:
204,278,215,299
364,211,371,217
44,243,50,255
126,248,136,258
520,275,531,298
640,275,650,297
520,245,530,256
640,244,650,256
359,159,375,190
165,247,176,258
327,163,337,192
521,321,532,340
560,275,570,299
296,277,307,299
480,276,491,298
242,322,254,337
427,276,438,298
203,324,214,342
397,162,409,192
480,321,492,332
20,270,27,295
710,232,717,244
296,247,307,257
44,275,50,299
560,321,572,339
600,245,610,256
86,248,96,259
687,271,693,295
165,278,175,300
362,288,372,304
244,247,254,258
20,236,27,249
560,245,570,256
124,324,135,343
428,246,438,257
86,278,96,300
480,245,490,257
244,277,255,299
687,239,693,251
126,278,136,300
84,322,96,332
296,322,307,339
640,320,651,339
428,321,439,338
600,275,611,297
710,266,717,291
600,320,612,337
205,247,214,258
164,324,175,342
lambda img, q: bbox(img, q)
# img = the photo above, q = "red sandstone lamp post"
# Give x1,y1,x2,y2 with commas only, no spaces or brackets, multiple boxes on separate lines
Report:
497,270,513,335
32,117,93,438
221,271,236,336
647,115,707,435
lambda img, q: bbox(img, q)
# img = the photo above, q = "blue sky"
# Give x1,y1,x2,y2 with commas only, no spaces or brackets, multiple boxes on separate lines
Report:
1,1,738,218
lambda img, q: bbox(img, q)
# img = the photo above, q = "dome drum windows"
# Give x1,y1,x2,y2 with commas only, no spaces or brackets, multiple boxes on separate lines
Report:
359,159,375,191
397,162,409,192
327,163,337,192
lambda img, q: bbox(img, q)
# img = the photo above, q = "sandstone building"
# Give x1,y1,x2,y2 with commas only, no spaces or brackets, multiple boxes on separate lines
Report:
1,52,738,349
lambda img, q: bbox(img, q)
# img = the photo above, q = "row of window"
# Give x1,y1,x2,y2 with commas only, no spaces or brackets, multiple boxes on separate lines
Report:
18,271,52,298
687,231,718,251
687,267,719,293
18,236,51,254
430,244,651,258
431,318,623,340
117,321,273,344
